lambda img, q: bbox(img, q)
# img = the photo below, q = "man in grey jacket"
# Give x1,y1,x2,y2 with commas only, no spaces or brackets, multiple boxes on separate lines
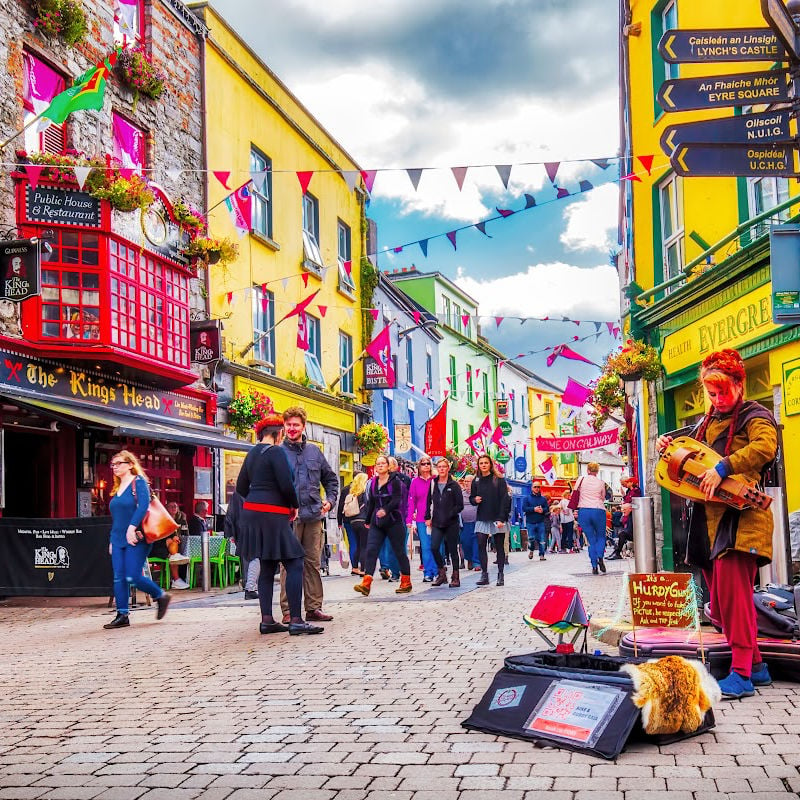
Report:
280,405,339,623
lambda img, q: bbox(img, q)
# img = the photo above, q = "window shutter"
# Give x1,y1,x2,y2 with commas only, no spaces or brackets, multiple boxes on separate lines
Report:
42,122,66,155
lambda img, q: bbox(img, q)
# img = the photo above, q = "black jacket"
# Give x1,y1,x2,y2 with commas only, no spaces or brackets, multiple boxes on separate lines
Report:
425,478,464,528
522,492,548,524
363,472,404,528
470,474,511,523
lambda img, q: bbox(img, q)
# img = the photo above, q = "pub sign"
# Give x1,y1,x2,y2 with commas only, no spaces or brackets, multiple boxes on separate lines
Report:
0,238,40,301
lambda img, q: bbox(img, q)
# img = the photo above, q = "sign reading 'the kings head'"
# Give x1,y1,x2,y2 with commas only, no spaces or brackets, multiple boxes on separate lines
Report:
0,239,40,301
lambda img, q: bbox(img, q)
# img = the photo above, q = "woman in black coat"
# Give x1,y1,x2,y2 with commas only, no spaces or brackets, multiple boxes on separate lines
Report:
425,457,464,587
236,414,323,636
470,454,512,586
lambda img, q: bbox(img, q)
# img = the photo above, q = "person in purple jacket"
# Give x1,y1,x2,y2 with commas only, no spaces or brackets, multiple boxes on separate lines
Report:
407,456,435,582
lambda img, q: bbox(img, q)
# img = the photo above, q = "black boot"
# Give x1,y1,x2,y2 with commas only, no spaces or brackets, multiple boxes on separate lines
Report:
103,613,130,630
496,572,505,587
476,572,490,586
598,558,606,573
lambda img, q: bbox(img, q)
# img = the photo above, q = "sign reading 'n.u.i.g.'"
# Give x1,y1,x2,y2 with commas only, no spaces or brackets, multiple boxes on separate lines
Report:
0,239,40,301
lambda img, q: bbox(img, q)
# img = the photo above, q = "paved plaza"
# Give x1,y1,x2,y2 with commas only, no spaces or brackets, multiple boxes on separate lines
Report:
2,551,799,800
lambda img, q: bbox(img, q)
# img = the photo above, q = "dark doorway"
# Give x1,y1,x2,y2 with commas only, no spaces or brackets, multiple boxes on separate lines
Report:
4,430,52,517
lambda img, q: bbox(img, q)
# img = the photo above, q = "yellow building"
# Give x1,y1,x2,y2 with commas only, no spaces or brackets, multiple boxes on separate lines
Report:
192,3,372,500
527,386,577,481
621,0,799,569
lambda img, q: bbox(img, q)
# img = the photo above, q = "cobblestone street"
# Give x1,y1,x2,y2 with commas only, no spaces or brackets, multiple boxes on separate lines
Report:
2,551,799,800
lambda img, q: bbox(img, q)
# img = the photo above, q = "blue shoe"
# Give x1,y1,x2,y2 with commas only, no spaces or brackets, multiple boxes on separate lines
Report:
718,671,755,699
750,663,772,687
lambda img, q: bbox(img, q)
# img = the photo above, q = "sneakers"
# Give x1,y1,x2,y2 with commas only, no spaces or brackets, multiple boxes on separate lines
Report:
528,550,534,560
539,555,546,561
244,590,259,600
156,592,172,621
718,670,755,699
751,663,773,686
171,577,189,590
169,553,190,565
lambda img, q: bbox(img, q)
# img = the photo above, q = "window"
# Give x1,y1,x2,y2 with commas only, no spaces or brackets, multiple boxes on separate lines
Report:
658,173,684,284
337,219,354,293
23,52,66,154
661,1,678,81
466,363,474,406
453,303,461,331
405,336,414,385
306,313,321,362
451,419,459,449
511,391,517,422
250,148,272,239
425,350,433,390
443,296,451,328
251,285,275,370
544,400,555,429
449,354,457,394
302,192,322,270
482,372,489,412
339,330,353,394
112,113,146,171
113,0,143,43
409,408,417,447
522,395,528,427
748,177,790,237
382,396,394,454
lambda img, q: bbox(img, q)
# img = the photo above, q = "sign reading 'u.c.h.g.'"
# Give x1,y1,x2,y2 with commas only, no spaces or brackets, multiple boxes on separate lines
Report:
661,283,779,376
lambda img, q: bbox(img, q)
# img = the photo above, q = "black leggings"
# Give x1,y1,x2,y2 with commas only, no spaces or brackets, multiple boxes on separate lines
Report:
478,532,506,573
351,519,369,570
561,521,574,551
431,522,460,570
258,557,303,619
363,521,410,576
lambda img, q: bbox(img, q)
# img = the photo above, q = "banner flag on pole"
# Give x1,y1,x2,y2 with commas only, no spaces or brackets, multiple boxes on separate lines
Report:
296,311,309,351
539,456,557,485
561,377,593,408
424,398,448,457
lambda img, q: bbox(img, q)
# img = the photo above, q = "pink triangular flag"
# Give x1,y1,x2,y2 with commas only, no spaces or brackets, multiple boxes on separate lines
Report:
301,272,310,288
261,282,268,295
226,291,233,305
446,231,457,250
475,391,480,400
361,170,377,193
412,311,421,324
369,308,379,321
409,384,414,392
213,171,231,189
496,208,514,218
317,305,327,317
536,393,541,400
297,171,314,194
556,186,570,199
495,316,504,328
451,166,468,190
261,297,269,312
621,173,642,183
25,164,44,189
606,321,615,334
475,368,480,377
637,154,655,175
544,161,560,184
461,314,470,328
343,260,352,276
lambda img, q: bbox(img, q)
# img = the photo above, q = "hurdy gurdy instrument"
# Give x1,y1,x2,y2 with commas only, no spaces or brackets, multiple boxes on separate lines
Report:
654,436,772,511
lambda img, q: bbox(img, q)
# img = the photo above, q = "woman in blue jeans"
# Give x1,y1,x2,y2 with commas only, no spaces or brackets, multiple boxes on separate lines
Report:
105,450,171,629
406,457,435,581
576,462,609,575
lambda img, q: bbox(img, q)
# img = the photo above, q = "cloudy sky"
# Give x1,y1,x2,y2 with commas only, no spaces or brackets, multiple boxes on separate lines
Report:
214,0,621,388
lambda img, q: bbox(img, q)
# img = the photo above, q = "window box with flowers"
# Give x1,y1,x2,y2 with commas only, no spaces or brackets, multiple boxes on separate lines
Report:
182,236,239,268
31,0,88,46
226,391,275,439
16,149,104,187
117,45,166,106
86,171,154,213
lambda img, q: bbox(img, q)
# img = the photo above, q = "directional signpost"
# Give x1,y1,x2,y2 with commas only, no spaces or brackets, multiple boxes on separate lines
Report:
659,28,785,63
657,68,790,112
761,0,800,59
660,110,793,154
671,143,795,177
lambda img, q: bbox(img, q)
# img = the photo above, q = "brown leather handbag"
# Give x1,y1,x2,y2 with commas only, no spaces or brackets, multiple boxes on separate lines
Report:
132,479,179,543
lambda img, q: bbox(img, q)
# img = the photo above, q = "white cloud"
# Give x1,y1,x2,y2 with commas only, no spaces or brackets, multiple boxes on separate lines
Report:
560,182,619,253
453,262,619,321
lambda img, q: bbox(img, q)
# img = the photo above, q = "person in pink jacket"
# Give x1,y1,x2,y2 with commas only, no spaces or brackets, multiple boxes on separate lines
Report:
407,457,436,582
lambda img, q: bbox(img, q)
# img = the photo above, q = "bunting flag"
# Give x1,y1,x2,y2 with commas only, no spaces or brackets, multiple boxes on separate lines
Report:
261,294,269,313
297,171,313,194
452,166,468,190
296,311,309,351
556,187,570,199
495,316,504,328
280,289,320,322
301,272,310,288
360,169,377,193
606,321,615,334
226,292,233,305
461,314,470,328
369,308,379,321
490,425,511,455
73,166,92,190
446,231,457,250
40,49,120,125
495,164,512,189
419,239,428,257
114,0,138,38
544,162,560,184
591,158,610,169
251,169,270,193
546,343,596,368
24,164,44,189
412,311,421,324
621,172,642,183
213,171,231,190
579,180,594,192
343,260,352,276
424,399,448,458
524,194,536,209
365,324,395,387
341,170,359,192
407,168,424,190
475,368,480,377
637,154,655,175
539,456,557,486
496,207,514,218
562,377,593,408
475,222,491,237
317,305,327,317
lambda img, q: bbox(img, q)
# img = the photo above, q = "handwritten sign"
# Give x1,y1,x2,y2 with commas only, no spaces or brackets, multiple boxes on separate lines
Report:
629,572,695,629
524,680,625,748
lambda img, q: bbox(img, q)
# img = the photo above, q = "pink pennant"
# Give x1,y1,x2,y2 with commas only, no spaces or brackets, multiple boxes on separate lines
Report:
556,186,570,199
475,368,480,377
297,171,314,194
343,260,352,276
544,161,560,184
317,305,327,317
446,231,457,250
445,376,452,384
495,316,504,328
213,171,231,189
498,360,505,369
475,391,480,400
226,291,233,305
301,272,310,288
369,308,379,321
360,170,377,193
261,297,269,312
393,246,403,253
461,314,470,328
573,336,580,341
536,394,542,400
413,311,421,324
25,164,44,189
572,319,580,326
466,370,472,381
409,384,414,392
606,322,615,334
637,154,655,176
496,208,514,218
261,282,268,295
621,173,642,183
451,166,468,190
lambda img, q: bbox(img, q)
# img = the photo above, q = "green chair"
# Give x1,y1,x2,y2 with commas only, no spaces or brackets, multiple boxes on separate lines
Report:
189,535,228,588
147,557,170,590
226,539,241,587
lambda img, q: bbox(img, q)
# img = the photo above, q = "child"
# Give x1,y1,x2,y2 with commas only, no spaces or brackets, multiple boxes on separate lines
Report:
549,504,562,554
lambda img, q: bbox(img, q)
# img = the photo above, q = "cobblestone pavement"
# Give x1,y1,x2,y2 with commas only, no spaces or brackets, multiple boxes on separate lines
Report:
2,550,799,800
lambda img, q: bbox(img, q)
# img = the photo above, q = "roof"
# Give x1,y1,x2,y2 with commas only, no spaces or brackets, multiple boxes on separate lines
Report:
376,274,442,343
385,268,479,309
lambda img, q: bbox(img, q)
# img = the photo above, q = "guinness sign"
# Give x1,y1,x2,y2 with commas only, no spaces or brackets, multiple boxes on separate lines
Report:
190,320,221,364
0,239,40,301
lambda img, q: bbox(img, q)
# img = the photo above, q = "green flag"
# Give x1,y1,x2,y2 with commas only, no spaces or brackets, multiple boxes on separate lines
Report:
41,49,120,125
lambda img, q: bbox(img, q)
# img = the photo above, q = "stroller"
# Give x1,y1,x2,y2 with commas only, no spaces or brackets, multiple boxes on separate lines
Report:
319,527,332,576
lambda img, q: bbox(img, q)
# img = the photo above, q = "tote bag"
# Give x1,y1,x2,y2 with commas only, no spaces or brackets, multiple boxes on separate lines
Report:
567,478,584,511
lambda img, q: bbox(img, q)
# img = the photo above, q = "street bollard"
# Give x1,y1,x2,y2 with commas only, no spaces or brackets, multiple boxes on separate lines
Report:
201,529,211,592
758,486,790,587
631,496,657,574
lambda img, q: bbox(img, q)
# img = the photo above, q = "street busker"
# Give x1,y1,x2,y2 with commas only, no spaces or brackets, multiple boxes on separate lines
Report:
425,457,464,587
470,454,512,587
522,480,548,560
657,348,777,700
354,455,412,596
575,462,609,574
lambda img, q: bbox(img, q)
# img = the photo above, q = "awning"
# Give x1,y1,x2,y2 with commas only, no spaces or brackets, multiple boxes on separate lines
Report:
3,394,251,452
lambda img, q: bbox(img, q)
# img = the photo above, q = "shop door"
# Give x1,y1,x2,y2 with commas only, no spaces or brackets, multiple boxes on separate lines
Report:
4,430,53,517
322,432,340,550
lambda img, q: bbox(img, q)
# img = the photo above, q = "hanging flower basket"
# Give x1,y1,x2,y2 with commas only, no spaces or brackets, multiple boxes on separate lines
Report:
117,45,166,103
226,391,275,439
355,422,389,454
605,339,662,382
87,172,154,213
32,0,88,45
171,199,207,234
182,236,239,268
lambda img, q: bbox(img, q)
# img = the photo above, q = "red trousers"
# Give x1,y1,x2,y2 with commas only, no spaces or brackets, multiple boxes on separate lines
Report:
703,550,761,678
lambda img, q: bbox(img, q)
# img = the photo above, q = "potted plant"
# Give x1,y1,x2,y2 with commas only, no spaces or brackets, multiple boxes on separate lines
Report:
16,149,104,187
32,0,88,45
604,339,662,382
182,235,239,268
87,172,154,213
117,45,166,107
587,372,626,432
226,390,274,439
355,422,389,455
171,199,207,234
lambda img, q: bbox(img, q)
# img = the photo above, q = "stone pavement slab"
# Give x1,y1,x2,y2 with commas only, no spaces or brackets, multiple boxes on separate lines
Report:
2,551,799,798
